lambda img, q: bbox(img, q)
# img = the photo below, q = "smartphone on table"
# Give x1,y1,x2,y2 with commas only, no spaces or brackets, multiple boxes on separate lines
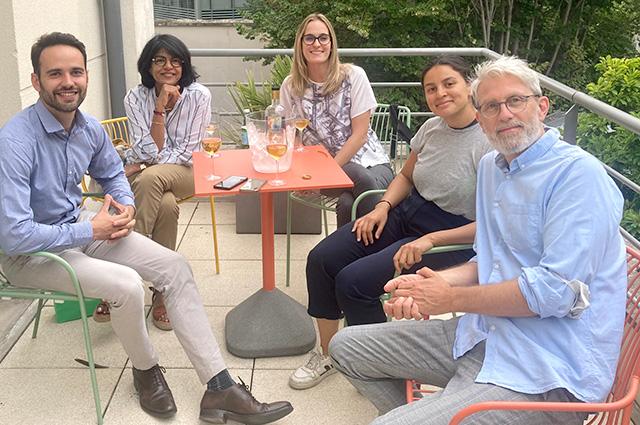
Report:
214,175,248,190
240,178,266,192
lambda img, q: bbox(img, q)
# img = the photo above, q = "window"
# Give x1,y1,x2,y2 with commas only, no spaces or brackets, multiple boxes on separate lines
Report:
154,0,247,20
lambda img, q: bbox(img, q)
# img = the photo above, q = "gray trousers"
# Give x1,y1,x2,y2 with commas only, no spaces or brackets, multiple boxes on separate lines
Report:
323,162,394,228
329,318,587,425
1,210,225,384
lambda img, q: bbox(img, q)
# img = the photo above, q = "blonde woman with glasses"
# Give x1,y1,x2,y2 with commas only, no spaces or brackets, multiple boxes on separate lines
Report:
280,13,394,228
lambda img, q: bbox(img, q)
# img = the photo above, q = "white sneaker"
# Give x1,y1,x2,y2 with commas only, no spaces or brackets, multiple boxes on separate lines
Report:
288,350,337,390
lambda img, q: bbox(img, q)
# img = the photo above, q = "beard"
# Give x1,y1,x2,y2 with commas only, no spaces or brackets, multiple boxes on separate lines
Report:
40,86,87,114
487,118,544,156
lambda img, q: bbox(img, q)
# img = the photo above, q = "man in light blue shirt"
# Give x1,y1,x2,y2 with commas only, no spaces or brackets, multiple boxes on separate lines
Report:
0,32,292,424
329,56,626,424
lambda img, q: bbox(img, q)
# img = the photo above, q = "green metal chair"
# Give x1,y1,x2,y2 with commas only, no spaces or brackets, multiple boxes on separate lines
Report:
285,104,412,286
0,250,103,425
343,189,473,324
351,189,474,274
352,190,472,320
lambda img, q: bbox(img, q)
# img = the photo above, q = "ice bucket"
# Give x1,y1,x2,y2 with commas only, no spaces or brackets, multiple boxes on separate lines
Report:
246,111,296,173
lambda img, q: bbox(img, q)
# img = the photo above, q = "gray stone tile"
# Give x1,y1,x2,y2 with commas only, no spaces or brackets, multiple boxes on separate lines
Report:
0,298,35,361
251,369,376,425
0,306,128,369
176,199,197,225
0,368,121,425
176,224,188,249
178,224,325,261
141,306,253,371
0,305,252,371
189,198,237,226
191,259,309,307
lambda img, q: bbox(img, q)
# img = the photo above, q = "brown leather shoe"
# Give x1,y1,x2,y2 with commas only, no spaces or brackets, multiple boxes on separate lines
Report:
132,365,177,418
200,379,293,424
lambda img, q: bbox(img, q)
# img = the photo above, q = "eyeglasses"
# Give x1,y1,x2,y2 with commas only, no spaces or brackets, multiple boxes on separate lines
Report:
302,33,331,45
477,95,540,118
151,56,184,68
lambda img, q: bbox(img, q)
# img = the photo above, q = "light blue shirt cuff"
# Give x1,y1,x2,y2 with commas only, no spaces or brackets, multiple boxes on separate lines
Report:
117,195,135,207
73,220,94,246
518,268,591,319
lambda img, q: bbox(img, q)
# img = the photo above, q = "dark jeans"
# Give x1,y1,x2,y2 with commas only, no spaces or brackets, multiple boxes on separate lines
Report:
306,189,474,325
322,162,394,227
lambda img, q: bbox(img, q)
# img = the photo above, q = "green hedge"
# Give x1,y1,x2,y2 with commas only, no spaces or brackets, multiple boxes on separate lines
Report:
577,56,640,238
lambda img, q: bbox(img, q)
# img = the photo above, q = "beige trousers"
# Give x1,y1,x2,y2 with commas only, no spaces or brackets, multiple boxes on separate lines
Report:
0,210,225,384
128,164,194,250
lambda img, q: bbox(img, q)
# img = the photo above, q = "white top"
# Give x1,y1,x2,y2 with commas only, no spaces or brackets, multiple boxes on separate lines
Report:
280,64,389,168
123,82,211,165
410,117,493,220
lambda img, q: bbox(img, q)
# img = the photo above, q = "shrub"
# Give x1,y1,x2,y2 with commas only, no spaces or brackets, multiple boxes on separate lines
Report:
577,56,640,237
224,55,293,143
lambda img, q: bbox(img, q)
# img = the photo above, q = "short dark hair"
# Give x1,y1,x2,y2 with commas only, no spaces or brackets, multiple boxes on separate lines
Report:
420,56,472,86
138,34,199,89
31,32,87,76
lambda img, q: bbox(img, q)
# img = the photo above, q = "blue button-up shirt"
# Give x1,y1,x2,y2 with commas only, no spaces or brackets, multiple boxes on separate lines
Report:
454,128,626,403
0,100,134,255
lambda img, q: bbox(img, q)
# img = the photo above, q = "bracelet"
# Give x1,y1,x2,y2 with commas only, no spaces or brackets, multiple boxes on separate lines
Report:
376,199,393,209
153,110,165,117
152,120,164,126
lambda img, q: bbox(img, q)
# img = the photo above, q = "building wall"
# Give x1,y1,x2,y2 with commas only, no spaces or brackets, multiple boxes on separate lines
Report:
120,0,157,111
0,0,155,126
155,20,271,115
0,3,22,125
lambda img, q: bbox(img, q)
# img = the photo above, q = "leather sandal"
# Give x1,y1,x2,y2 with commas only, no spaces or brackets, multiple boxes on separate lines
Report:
93,300,111,323
151,290,173,331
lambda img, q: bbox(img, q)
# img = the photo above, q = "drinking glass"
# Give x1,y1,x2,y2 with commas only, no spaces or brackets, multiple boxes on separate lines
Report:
293,117,309,152
201,122,222,181
266,129,288,186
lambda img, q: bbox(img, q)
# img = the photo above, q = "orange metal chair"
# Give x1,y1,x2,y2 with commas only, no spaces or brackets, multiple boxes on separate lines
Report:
406,246,640,425
88,117,220,273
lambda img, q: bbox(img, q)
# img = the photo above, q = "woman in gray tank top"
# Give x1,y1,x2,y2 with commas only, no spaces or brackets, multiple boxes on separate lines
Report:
290,56,493,391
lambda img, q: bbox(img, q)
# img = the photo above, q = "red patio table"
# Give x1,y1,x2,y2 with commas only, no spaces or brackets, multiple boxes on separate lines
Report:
193,145,353,358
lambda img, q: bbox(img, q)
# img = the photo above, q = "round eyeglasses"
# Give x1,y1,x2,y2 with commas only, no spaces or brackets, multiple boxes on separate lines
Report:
477,95,540,118
151,56,184,68
302,34,331,46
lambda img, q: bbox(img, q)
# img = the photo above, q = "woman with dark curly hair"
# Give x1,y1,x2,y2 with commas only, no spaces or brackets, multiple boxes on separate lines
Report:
94,34,211,330
290,55,493,391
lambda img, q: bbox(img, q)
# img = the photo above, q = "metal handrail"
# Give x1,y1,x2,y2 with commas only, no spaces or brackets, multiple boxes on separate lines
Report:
192,46,640,245
192,47,640,136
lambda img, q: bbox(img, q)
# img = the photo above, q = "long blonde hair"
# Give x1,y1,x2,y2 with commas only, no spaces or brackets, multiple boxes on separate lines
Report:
289,13,347,97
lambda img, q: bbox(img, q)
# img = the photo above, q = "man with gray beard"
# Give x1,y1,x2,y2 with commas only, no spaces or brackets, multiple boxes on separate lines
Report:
328,56,627,424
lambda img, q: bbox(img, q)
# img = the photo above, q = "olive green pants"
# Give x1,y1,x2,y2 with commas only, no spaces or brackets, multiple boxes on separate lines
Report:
128,163,194,250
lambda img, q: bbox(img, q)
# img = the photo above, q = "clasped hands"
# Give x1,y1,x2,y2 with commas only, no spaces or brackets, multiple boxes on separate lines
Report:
383,267,454,320
91,194,136,241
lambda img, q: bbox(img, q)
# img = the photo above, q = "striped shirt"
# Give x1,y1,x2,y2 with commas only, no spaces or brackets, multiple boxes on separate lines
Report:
123,82,211,165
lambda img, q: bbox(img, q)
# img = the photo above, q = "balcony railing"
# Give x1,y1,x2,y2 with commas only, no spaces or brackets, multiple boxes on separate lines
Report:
189,47,640,248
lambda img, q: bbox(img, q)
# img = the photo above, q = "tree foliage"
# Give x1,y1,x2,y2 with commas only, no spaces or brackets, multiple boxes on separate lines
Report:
577,56,640,237
237,0,639,114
